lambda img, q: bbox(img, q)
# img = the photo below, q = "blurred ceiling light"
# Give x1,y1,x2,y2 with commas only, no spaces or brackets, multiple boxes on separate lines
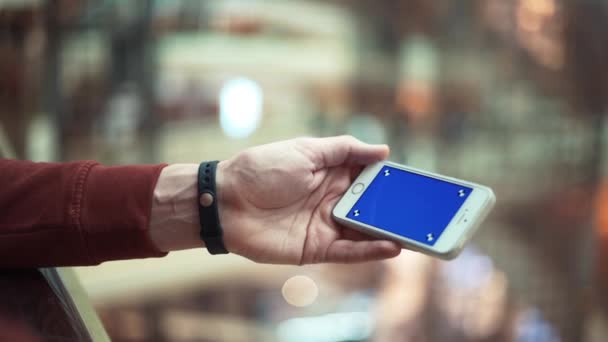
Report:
219,78,263,139
281,275,319,307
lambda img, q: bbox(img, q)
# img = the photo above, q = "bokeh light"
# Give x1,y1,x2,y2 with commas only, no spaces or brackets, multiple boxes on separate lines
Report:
281,275,319,307
219,77,263,139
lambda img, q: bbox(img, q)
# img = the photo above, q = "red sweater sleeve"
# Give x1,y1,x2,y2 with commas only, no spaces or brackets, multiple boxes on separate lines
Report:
0,159,168,268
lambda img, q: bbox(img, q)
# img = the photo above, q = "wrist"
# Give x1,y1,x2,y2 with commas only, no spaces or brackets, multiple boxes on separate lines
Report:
216,160,237,253
149,163,201,252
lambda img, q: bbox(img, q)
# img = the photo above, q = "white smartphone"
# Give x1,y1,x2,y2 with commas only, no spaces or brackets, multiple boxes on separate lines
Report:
332,161,496,260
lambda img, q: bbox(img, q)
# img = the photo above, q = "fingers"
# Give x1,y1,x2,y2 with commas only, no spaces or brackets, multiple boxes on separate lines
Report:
324,239,401,263
307,135,389,169
341,228,375,241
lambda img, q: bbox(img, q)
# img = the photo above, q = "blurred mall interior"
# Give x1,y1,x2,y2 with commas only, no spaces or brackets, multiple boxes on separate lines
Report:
1,0,608,341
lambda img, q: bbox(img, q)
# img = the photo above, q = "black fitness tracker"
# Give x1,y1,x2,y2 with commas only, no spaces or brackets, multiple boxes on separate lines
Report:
197,161,229,254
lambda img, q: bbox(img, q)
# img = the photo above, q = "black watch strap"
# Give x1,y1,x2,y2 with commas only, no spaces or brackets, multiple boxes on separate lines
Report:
197,161,229,254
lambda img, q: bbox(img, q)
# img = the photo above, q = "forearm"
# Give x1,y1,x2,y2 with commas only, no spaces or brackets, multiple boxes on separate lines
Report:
0,159,167,267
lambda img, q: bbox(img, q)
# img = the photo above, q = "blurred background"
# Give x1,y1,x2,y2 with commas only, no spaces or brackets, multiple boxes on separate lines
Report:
1,0,608,341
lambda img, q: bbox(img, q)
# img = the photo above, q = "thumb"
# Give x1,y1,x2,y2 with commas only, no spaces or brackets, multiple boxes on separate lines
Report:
308,135,389,169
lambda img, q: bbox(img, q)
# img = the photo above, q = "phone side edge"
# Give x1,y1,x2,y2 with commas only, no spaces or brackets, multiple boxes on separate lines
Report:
437,185,496,260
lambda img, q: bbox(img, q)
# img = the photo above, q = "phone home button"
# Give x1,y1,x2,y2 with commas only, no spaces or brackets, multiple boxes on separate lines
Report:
352,183,365,194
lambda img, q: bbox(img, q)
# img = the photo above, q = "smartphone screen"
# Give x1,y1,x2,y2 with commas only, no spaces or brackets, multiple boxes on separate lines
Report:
346,166,472,246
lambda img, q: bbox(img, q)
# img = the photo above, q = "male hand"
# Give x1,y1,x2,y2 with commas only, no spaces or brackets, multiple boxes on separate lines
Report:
218,136,401,264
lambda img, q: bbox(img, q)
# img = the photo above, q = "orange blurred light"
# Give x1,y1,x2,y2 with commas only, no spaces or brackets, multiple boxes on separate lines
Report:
517,5,543,32
595,182,608,237
522,0,556,17
595,182,608,296
397,81,435,120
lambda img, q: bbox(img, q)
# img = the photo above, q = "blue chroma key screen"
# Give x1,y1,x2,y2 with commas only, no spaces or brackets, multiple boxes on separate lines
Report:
347,166,472,246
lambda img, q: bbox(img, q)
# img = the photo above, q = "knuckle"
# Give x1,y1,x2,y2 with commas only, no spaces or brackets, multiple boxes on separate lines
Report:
339,135,359,145
294,136,312,145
